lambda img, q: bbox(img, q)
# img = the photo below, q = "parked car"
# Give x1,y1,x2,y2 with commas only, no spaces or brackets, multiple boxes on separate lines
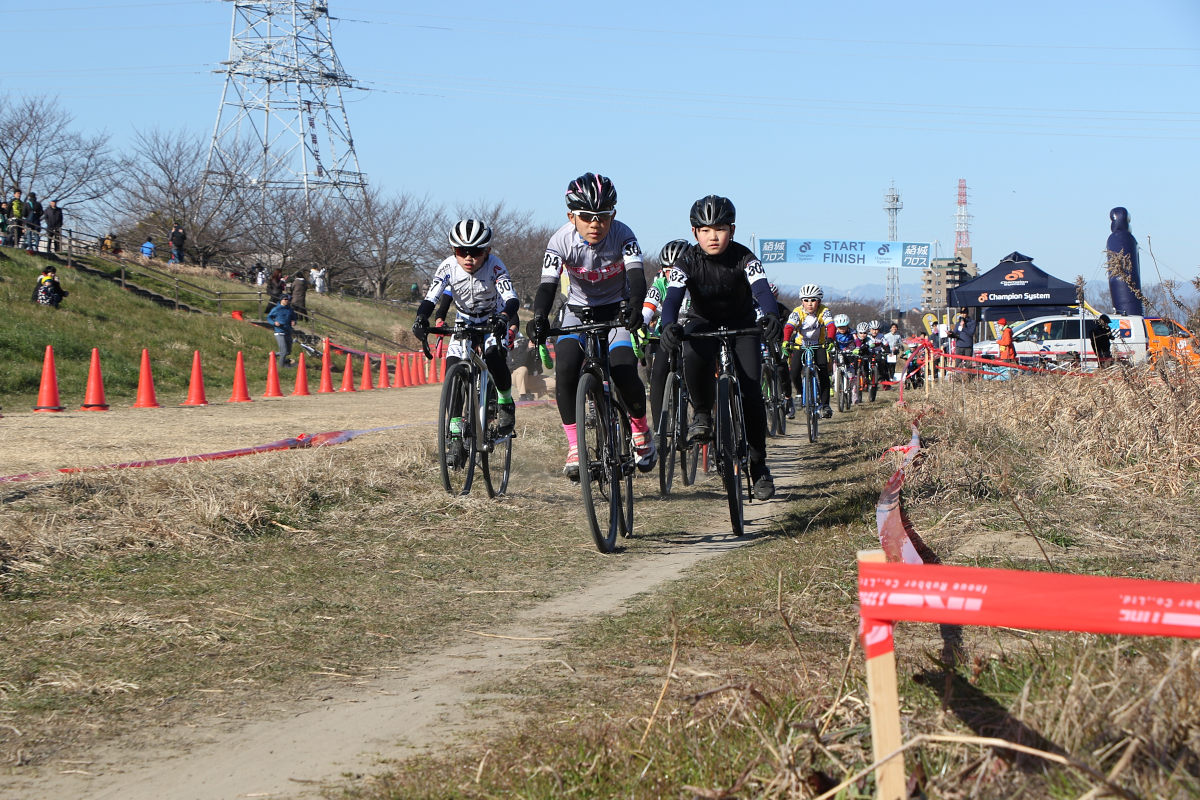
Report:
974,313,1198,367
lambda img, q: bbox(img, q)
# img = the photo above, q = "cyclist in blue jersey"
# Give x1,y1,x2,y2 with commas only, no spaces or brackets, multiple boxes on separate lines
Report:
412,220,520,435
527,173,655,478
657,195,782,501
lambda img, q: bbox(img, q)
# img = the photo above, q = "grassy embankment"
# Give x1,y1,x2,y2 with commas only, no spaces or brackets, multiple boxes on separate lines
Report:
0,247,416,412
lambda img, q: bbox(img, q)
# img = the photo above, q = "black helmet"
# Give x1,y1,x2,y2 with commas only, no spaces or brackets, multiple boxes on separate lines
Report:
658,239,690,267
565,172,617,212
689,194,736,227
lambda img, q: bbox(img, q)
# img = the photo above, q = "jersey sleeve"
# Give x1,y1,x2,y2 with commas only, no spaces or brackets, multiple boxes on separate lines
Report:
620,234,644,272
540,248,564,285
423,262,451,303
491,258,518,304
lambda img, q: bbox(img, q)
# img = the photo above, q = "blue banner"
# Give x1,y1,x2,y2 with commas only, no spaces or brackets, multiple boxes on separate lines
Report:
758,238,931,270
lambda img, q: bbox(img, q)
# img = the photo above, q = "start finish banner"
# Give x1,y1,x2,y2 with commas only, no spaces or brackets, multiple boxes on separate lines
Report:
758,238,931,269
858,560,1200,659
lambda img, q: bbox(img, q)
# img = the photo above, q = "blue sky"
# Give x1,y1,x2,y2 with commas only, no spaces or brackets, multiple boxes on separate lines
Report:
6,0,1198,298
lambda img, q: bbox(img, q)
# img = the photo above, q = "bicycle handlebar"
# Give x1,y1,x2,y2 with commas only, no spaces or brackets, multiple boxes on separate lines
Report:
420,317,505,359
681,327,763,340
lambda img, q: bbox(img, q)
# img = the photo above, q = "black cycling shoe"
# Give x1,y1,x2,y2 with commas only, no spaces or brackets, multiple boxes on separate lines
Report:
496,403,515,436
688,412,713,444
753,472,775,500
821,404,833,419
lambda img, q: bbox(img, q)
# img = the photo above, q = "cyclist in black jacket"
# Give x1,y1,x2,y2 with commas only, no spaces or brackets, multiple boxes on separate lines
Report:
657,195,783,500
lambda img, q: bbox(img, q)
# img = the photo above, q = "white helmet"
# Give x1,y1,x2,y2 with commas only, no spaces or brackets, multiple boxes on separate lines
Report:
799,283,823,300
869,319,881,330
833,313,850,327
856,322,869,334
448,219,492,249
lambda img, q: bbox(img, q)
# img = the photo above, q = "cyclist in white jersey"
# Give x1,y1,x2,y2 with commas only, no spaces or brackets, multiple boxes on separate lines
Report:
528,172,655,479
412,219,520,434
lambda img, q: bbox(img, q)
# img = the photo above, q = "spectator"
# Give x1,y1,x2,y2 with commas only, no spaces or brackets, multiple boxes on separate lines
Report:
32,265,67,308
267,294,297,367
23,192,43,251
254,262,266,286
140,236,156,261
1091,313,1114,367
43,200,63,253
952,308,977,376
289,270,309,320
8,190,24,247
312,265,328,294
996,318,1016,362
168,223,187,264
266,268,284,312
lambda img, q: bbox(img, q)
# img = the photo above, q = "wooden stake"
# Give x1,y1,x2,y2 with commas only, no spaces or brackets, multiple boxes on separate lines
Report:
858,549,906,799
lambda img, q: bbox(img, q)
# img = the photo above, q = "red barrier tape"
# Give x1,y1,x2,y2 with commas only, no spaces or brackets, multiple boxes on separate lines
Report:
859,560,1200,658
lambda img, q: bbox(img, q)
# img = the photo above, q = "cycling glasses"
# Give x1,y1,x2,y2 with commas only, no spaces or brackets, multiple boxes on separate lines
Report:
454,246,487,257
572,210,616,223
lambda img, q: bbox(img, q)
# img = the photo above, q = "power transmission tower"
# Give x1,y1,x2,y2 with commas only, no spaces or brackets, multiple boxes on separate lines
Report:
883,182,902,317
203,0,367,213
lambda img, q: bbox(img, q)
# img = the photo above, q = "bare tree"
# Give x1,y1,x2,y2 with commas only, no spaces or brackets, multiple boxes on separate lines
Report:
345,189,444,299
0,95,114,221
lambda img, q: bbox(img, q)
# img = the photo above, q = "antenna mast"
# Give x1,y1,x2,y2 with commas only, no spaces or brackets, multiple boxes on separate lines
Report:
883,181,902,316
954,178,972,256
204,0,367,213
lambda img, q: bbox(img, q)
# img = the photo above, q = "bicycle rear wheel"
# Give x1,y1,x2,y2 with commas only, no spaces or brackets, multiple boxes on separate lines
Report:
657,371,679,496
438,363,477,496
480,382,512,498
763,370,780,438
715,377,744,536
577,372,621,553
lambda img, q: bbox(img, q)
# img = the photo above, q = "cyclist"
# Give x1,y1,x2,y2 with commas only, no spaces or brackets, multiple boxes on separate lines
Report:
881,321,902,384
759,281,795,419
864,319,889,386
528,172,655,478
658,194,782,501
782,284,836,418
831,313,861,405
412,219,519,435
853,321,871,404
641,239,690,429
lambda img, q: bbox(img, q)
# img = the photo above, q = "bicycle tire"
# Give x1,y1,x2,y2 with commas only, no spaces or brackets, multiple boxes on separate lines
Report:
657,371,679,495
480,381,513,498
438,363,477,496
763,370,780,438
803,363,818,444
576,371,620,553
715,377,744,536
618,408,634,538
774,370,787,437
730,381,753,507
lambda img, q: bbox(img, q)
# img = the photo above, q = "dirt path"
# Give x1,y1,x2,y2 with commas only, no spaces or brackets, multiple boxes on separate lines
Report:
2,387,813,800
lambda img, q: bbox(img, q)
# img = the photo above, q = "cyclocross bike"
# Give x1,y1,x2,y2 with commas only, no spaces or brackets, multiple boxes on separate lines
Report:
761,341,789,437
795,343,822,443
835,349,855,412
656,343,699,496
860,348,881,402
682,327,759,536
548,308,638,554
423,319,513,498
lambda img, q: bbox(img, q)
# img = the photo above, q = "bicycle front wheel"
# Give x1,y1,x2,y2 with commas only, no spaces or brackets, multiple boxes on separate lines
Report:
438,362,477,496
657,371,679,496
803,365,818,444
480,382,512,498
618,407,634,538
763,370,780,438
715,377,744,536
576,372,621,553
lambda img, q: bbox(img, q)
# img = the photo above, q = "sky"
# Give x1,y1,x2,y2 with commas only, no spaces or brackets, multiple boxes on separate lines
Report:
5,0,1199,300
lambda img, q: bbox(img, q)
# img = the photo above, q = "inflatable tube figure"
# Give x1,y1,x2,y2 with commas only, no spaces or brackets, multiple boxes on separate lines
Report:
1106,207,1143,316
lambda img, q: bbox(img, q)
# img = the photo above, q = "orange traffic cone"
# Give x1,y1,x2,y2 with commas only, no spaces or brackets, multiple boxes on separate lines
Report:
437,355,446,383
291,352,311,396
263,352,284,398
132,348,160,408
80,347,109,411
378,352,390,388
33,345,65,412
339,354,356,392
359,352,374,391
394,352,408,388
318,339,335,393
229,351,253,403
181,350,208,407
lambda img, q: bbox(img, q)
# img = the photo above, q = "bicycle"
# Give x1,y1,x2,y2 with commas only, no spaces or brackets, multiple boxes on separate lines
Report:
794,344,822,444
861,349,881,402
760,342,788,437
682,327,760,536
656,343,699,496
548,308,638,554
422,318,513,499
834,350,855,412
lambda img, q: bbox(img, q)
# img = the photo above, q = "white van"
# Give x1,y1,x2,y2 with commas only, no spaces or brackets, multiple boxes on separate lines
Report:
973,313,1197,367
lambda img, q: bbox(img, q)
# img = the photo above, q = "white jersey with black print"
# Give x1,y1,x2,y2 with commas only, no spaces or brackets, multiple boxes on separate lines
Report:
424,254,517,323
540,220,644,308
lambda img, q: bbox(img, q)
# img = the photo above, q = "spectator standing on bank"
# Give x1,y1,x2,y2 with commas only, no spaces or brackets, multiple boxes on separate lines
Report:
43,200,63,253
313,265,328,294
289,270,309,320
267,295,297,366
1091,314,1114,367
168,223,187,264
254,262,266,285
953,308,977,377
266,268,284,312
140,236,156,261
8,190,24,247
23,192,43,251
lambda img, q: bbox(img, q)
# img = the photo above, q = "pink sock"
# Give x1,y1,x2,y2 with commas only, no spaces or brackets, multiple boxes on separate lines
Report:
563,423,578,450
630,415,650,435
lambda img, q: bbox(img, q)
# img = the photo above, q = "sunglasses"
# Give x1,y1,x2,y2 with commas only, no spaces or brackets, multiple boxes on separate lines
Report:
573,211,615,224
454,246,486,258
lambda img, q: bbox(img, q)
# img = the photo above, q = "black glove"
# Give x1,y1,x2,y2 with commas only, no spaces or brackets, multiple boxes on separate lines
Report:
624,302,644,333
527,314,550,344
661,322,685,351
493,314,510,342
411,317,429,339
759,314,782,343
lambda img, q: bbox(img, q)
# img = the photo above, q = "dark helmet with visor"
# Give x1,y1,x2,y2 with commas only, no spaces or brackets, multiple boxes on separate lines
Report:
689,194,736,228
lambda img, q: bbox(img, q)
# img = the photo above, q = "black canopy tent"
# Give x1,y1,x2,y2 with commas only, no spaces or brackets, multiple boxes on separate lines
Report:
946,252,1077,322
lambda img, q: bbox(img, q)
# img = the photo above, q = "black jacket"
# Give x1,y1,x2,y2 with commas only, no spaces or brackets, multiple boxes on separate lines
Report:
42,205,63,229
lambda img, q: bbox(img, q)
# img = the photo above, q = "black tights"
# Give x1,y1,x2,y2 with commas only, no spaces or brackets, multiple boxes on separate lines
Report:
680,320,767,466
447,347,511,393
789,347,830,406
553,339,645,425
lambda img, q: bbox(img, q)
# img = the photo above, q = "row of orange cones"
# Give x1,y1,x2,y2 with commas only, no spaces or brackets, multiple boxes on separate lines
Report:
30,340,447,412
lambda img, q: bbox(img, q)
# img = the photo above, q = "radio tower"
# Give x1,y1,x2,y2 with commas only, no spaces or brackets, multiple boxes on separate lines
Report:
954,178,972,257
204,0,367,213
883,182,902,316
